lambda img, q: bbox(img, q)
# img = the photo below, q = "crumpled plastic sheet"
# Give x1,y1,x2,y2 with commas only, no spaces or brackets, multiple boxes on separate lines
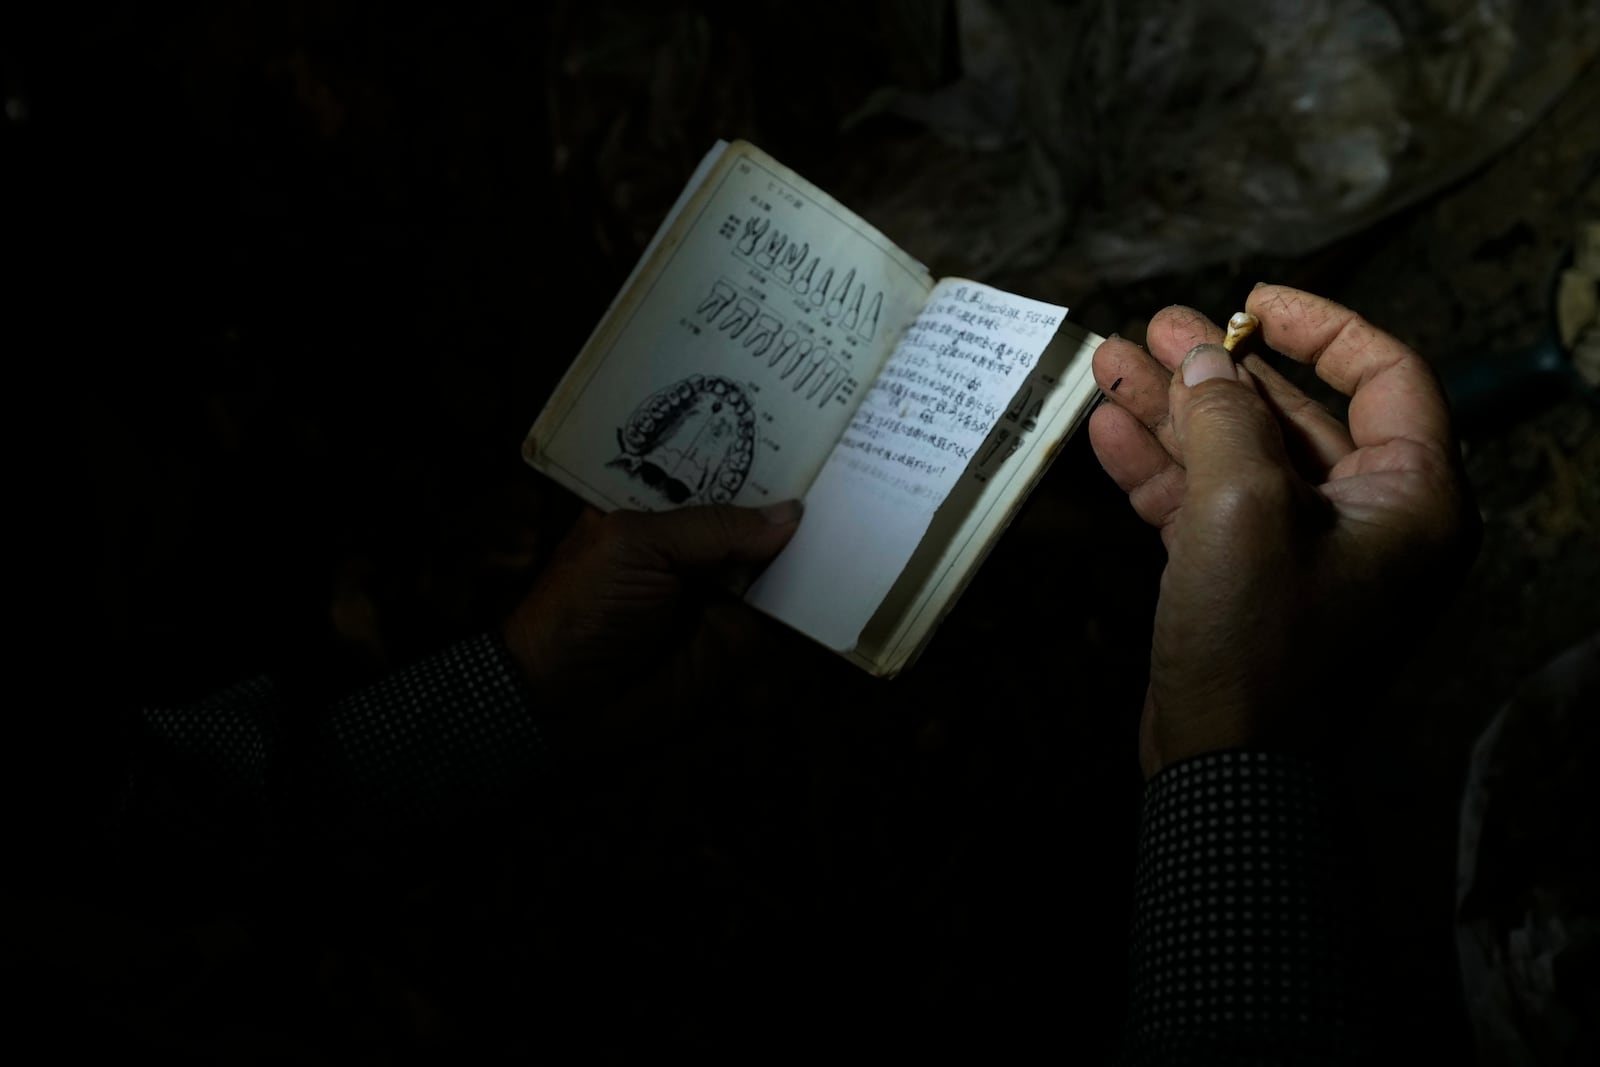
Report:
853,0,1600,283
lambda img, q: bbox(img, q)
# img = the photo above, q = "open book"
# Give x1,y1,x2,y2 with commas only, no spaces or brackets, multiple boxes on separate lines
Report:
524,141,1102,676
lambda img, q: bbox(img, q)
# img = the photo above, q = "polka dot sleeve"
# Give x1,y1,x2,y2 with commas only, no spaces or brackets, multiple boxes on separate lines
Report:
131,633,547,842
138,675,281,796
313,632,547,830
1121,750,1366,1065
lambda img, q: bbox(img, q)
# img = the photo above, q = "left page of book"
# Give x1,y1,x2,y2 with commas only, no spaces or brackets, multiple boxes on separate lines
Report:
525,141,935,512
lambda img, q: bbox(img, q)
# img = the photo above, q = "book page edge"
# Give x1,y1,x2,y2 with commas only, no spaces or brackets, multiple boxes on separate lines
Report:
854,325,1103,675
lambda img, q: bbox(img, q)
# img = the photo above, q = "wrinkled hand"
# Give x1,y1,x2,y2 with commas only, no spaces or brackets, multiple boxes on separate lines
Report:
1088,286,1478,777
501,501,801,750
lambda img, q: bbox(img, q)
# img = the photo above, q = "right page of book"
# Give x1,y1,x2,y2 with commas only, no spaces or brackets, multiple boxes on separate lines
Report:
851,321,1101,675
745,278,1066,651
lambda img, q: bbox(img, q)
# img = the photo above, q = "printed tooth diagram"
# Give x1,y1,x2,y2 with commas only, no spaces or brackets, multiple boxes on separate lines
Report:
695,277,853,409
731,216,880,343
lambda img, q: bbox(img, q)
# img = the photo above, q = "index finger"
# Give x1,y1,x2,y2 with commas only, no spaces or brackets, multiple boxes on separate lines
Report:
1245,285,1455,458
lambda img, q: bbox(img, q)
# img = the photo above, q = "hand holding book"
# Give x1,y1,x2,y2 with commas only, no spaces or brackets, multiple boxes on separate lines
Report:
500,501,801,749
522,141,1102,674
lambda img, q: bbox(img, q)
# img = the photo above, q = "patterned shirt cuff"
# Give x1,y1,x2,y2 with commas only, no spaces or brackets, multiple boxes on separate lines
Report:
317,632,547,829
1124,750,1363,1064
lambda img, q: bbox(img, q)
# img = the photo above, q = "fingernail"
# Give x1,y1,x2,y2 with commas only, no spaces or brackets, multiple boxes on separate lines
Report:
1108,332,1122,341
1251,280,1267,290
759,499,803,524
1182,344,1237,387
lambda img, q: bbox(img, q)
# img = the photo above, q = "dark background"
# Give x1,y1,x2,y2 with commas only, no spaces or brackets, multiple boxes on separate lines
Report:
7,2,1597,1061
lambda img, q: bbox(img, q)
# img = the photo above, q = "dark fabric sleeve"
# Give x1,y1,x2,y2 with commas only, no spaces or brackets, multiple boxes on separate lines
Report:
312,632,548,828
124,632,548,849
1120,750,1368,1066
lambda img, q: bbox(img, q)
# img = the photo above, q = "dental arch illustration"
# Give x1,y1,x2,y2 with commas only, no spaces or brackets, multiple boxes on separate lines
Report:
610,375,756,505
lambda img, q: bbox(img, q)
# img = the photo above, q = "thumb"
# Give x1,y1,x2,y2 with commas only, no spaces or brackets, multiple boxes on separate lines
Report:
1170,344,1293,494
631,500,803,569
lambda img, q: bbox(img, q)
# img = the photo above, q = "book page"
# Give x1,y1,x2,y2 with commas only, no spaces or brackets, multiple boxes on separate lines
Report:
851,322,1101,675
745,279,1067,650
527,143,933,513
